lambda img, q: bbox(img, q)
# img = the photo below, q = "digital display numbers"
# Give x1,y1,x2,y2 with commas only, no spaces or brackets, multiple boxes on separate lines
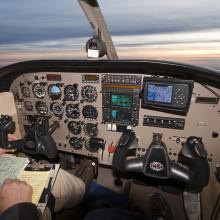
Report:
111,95,132,107
147,84,173,103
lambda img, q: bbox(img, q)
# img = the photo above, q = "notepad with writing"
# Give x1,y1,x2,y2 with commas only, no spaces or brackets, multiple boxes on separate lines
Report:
18,170,51,205
0,154,59,207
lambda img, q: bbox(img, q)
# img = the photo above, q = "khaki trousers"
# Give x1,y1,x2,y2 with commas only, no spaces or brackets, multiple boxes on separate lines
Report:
43,168,85,220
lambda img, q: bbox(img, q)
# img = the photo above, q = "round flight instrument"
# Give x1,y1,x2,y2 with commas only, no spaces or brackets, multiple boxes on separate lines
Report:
83,123,98,137
84,139,99,152
67,121,81,135
35,101,48,115
21,86,30,97
82,105,98,119
24,101,33,111
50,102,64,117
48,84,62,100
69,137,83,150
81,86,97,102
33,83,46,99
64,84,79,101
66,104,80,119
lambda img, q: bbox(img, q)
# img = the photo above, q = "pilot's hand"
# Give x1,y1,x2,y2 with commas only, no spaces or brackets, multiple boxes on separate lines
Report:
0,179,33,213
0,134,17,155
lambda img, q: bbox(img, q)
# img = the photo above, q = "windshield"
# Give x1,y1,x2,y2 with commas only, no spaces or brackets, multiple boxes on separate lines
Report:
0,0,220,70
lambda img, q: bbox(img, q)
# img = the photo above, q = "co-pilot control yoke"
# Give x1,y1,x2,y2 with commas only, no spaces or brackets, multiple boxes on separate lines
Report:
113,132,210,192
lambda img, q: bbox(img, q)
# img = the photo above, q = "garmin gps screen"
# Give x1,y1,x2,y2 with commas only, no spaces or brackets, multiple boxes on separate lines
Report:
147,84,173,103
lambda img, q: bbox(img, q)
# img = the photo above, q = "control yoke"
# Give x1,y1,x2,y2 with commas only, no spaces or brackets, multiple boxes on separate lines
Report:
0,115,58,159
112,132,210,192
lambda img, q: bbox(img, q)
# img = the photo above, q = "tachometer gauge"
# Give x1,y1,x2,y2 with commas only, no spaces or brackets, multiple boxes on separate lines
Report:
64,84,79,101
83,123,98,137
33,83,46,99
67,121,81,135
35,101,48,115
82,105,98,119
21,86,30,97
81,85,97,102
48,84,62,100
50,102,64,117
66,104,80,119
69,137,83,150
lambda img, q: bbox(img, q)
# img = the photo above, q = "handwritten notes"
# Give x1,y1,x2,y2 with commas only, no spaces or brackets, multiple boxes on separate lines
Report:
0,154,29,187
0,154,54,205
19,170,50,205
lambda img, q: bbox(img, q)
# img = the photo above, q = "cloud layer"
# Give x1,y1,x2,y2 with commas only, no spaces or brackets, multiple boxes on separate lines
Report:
0,0,220,69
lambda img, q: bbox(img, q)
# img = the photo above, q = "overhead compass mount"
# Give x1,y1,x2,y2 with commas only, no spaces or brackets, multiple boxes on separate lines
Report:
85,29,107,58
78,0,118,60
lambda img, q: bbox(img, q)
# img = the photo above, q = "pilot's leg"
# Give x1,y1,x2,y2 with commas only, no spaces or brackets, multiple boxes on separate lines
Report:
42,168,85,220
52,168,85,212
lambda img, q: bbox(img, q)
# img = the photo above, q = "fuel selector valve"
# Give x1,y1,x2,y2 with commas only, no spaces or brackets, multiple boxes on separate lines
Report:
0,115,58,159
112,132,210,192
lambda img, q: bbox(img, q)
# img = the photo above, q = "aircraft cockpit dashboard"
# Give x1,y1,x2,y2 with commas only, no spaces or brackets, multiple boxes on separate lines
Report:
1,59,219,170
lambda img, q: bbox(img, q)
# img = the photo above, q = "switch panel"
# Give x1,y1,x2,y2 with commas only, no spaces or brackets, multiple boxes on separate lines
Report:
143,115,185,130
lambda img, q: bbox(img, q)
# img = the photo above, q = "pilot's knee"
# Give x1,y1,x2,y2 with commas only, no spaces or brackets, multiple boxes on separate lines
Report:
52,168,85,212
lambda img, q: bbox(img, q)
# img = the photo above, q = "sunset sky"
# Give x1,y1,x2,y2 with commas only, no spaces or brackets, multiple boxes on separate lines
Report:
0,0,220,70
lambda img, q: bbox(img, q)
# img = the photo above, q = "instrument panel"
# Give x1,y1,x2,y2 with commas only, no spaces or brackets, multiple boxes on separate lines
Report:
10,71,220,167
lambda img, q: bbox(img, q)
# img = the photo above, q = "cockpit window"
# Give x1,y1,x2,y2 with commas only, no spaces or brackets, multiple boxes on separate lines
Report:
0,0,220,70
